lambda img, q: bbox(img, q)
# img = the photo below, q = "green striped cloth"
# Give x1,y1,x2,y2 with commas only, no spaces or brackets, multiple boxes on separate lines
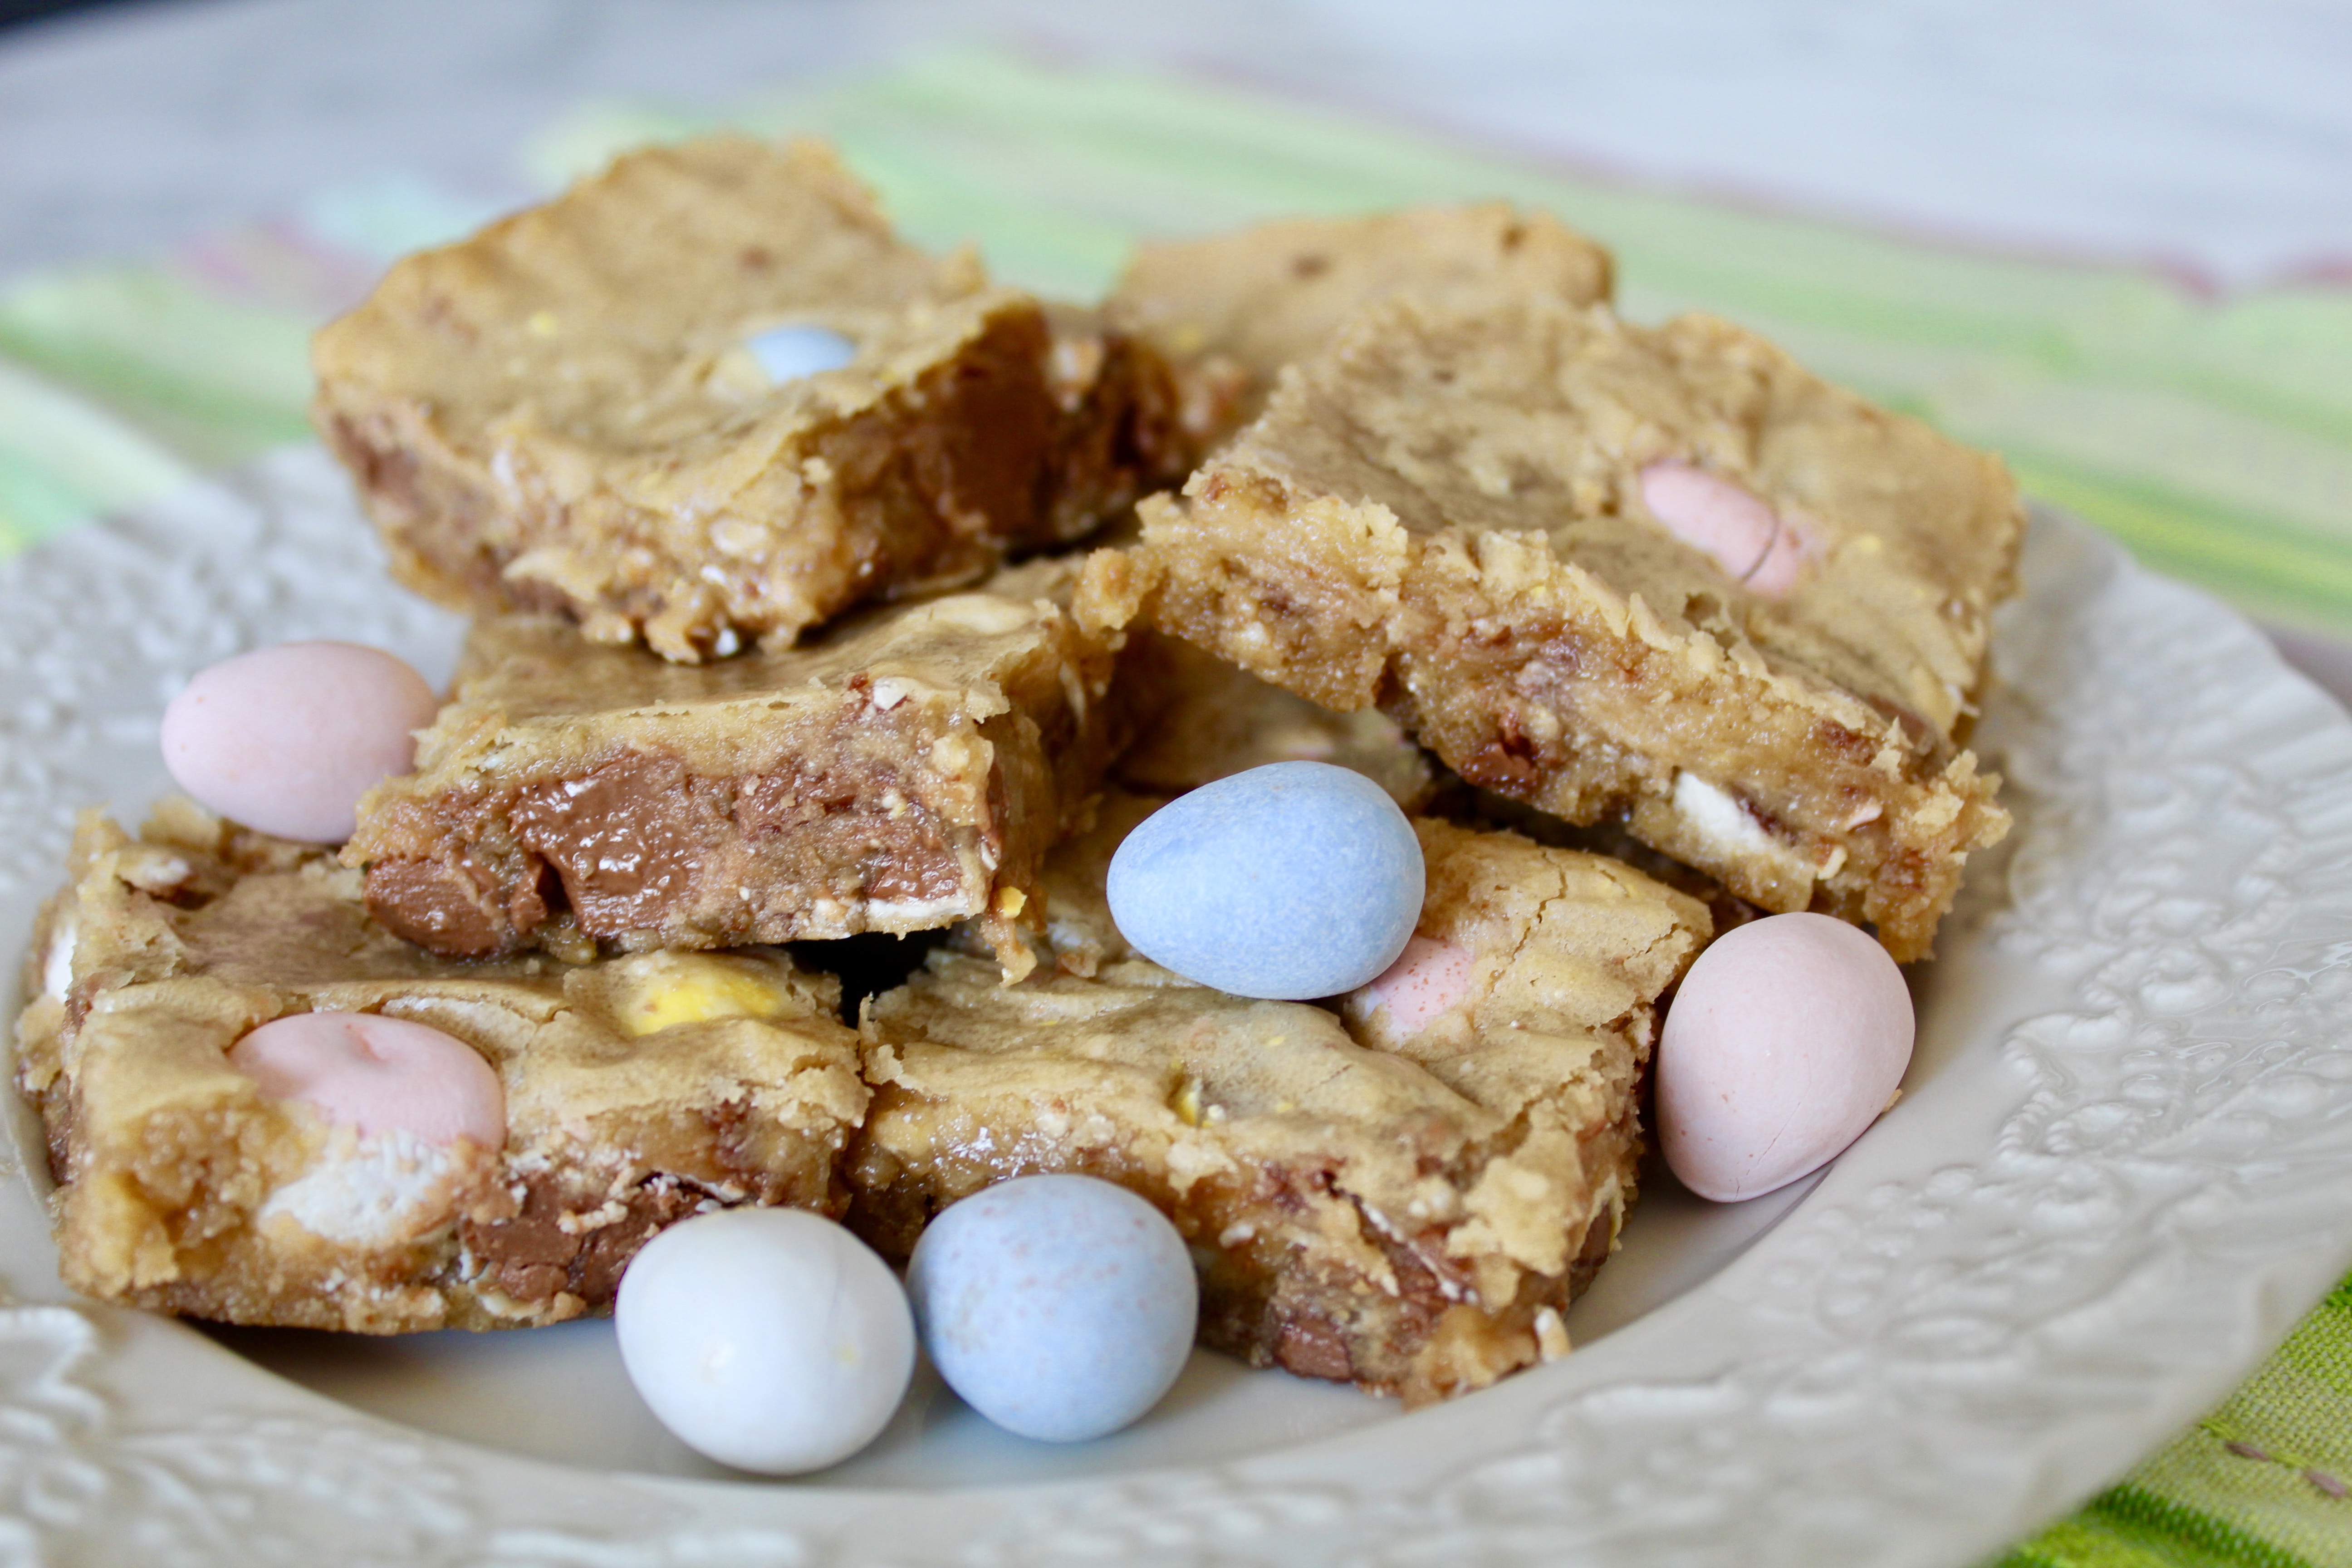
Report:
2,48,2348,1565
2010,1280,2352,1567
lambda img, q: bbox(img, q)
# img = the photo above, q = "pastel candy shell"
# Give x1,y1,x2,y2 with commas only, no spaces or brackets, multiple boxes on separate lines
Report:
1354,936,1476,1035
230,1012,505,1150
908,1175,1197,1443
1107,761,1425,1000
746,324,857,382
1745,515,1808,596
1639,461,1807,598
616,1208,915,1474
162,642,437,843
1656,913,1913,1202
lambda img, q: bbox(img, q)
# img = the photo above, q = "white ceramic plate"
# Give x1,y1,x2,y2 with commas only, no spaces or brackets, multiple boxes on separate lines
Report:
6,446,2352,1567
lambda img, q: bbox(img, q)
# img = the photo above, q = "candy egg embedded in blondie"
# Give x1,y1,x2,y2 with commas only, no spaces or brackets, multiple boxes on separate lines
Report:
18,802,867,1333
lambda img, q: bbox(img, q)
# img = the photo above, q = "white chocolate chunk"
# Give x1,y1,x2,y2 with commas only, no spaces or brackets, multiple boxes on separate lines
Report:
263,1131,471,1247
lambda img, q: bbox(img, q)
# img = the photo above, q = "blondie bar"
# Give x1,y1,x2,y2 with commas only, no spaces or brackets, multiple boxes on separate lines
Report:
1083,294,2019,959
314,136,1182,662
852,800,1709,1404
1107,203,1614,436
346,563,1117,978
15,803,867,1333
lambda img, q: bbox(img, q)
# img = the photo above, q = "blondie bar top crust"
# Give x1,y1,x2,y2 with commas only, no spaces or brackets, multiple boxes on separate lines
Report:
1084,294,2021,960
314,136,1173,662
347,564,1117,976
15,803,867,1333
854,803,1710,1405
1107,203,1614,435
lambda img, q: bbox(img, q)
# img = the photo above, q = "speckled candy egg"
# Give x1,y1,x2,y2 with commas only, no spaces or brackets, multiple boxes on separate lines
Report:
161,642,437,843
907,1175,1197,1443
615,1208,915,1474
1656,913,1915,1202
1106,761,1425,999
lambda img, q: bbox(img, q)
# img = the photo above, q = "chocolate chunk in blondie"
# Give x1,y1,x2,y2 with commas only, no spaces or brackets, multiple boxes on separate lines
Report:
1083,294,2019,960
313,136,1182,662
1107,203,1614,438
1038,302,1198,541
851,799,1709,1405
346,563,1118,977
15,802,867,1333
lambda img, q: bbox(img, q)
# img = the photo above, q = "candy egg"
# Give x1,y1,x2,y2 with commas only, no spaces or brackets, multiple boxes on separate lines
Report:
745,324,857,382
907,1175,1196,1443
1107,760,1424,999
1656,913,1914,1202
162,642,437,843
230,1012,504,1149
1353,935,1477,1036
616,1208,915,1474
1639,461,1807,597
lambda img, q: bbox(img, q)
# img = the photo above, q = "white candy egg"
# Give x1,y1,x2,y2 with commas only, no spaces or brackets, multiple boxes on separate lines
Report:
161,642,437,843
615,1208,915,1474
1656,913,1914,1202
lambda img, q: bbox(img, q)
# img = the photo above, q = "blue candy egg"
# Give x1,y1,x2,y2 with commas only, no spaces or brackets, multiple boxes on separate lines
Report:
745,324,857,382
1107,760,1425,999
907,1175,1197,1443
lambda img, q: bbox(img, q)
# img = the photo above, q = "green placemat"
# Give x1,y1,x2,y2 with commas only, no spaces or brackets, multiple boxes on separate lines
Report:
2,46,2347,1566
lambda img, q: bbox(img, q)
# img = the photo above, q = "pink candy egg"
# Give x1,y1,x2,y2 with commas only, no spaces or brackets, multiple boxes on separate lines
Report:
162,642,437,843
1638,461,1808,598
1656,913,1913,1202
230,1013,505,1150
1355,936,1476,1034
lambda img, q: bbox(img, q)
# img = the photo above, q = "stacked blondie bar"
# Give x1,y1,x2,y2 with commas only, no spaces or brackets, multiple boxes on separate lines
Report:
15,135,2020,1406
